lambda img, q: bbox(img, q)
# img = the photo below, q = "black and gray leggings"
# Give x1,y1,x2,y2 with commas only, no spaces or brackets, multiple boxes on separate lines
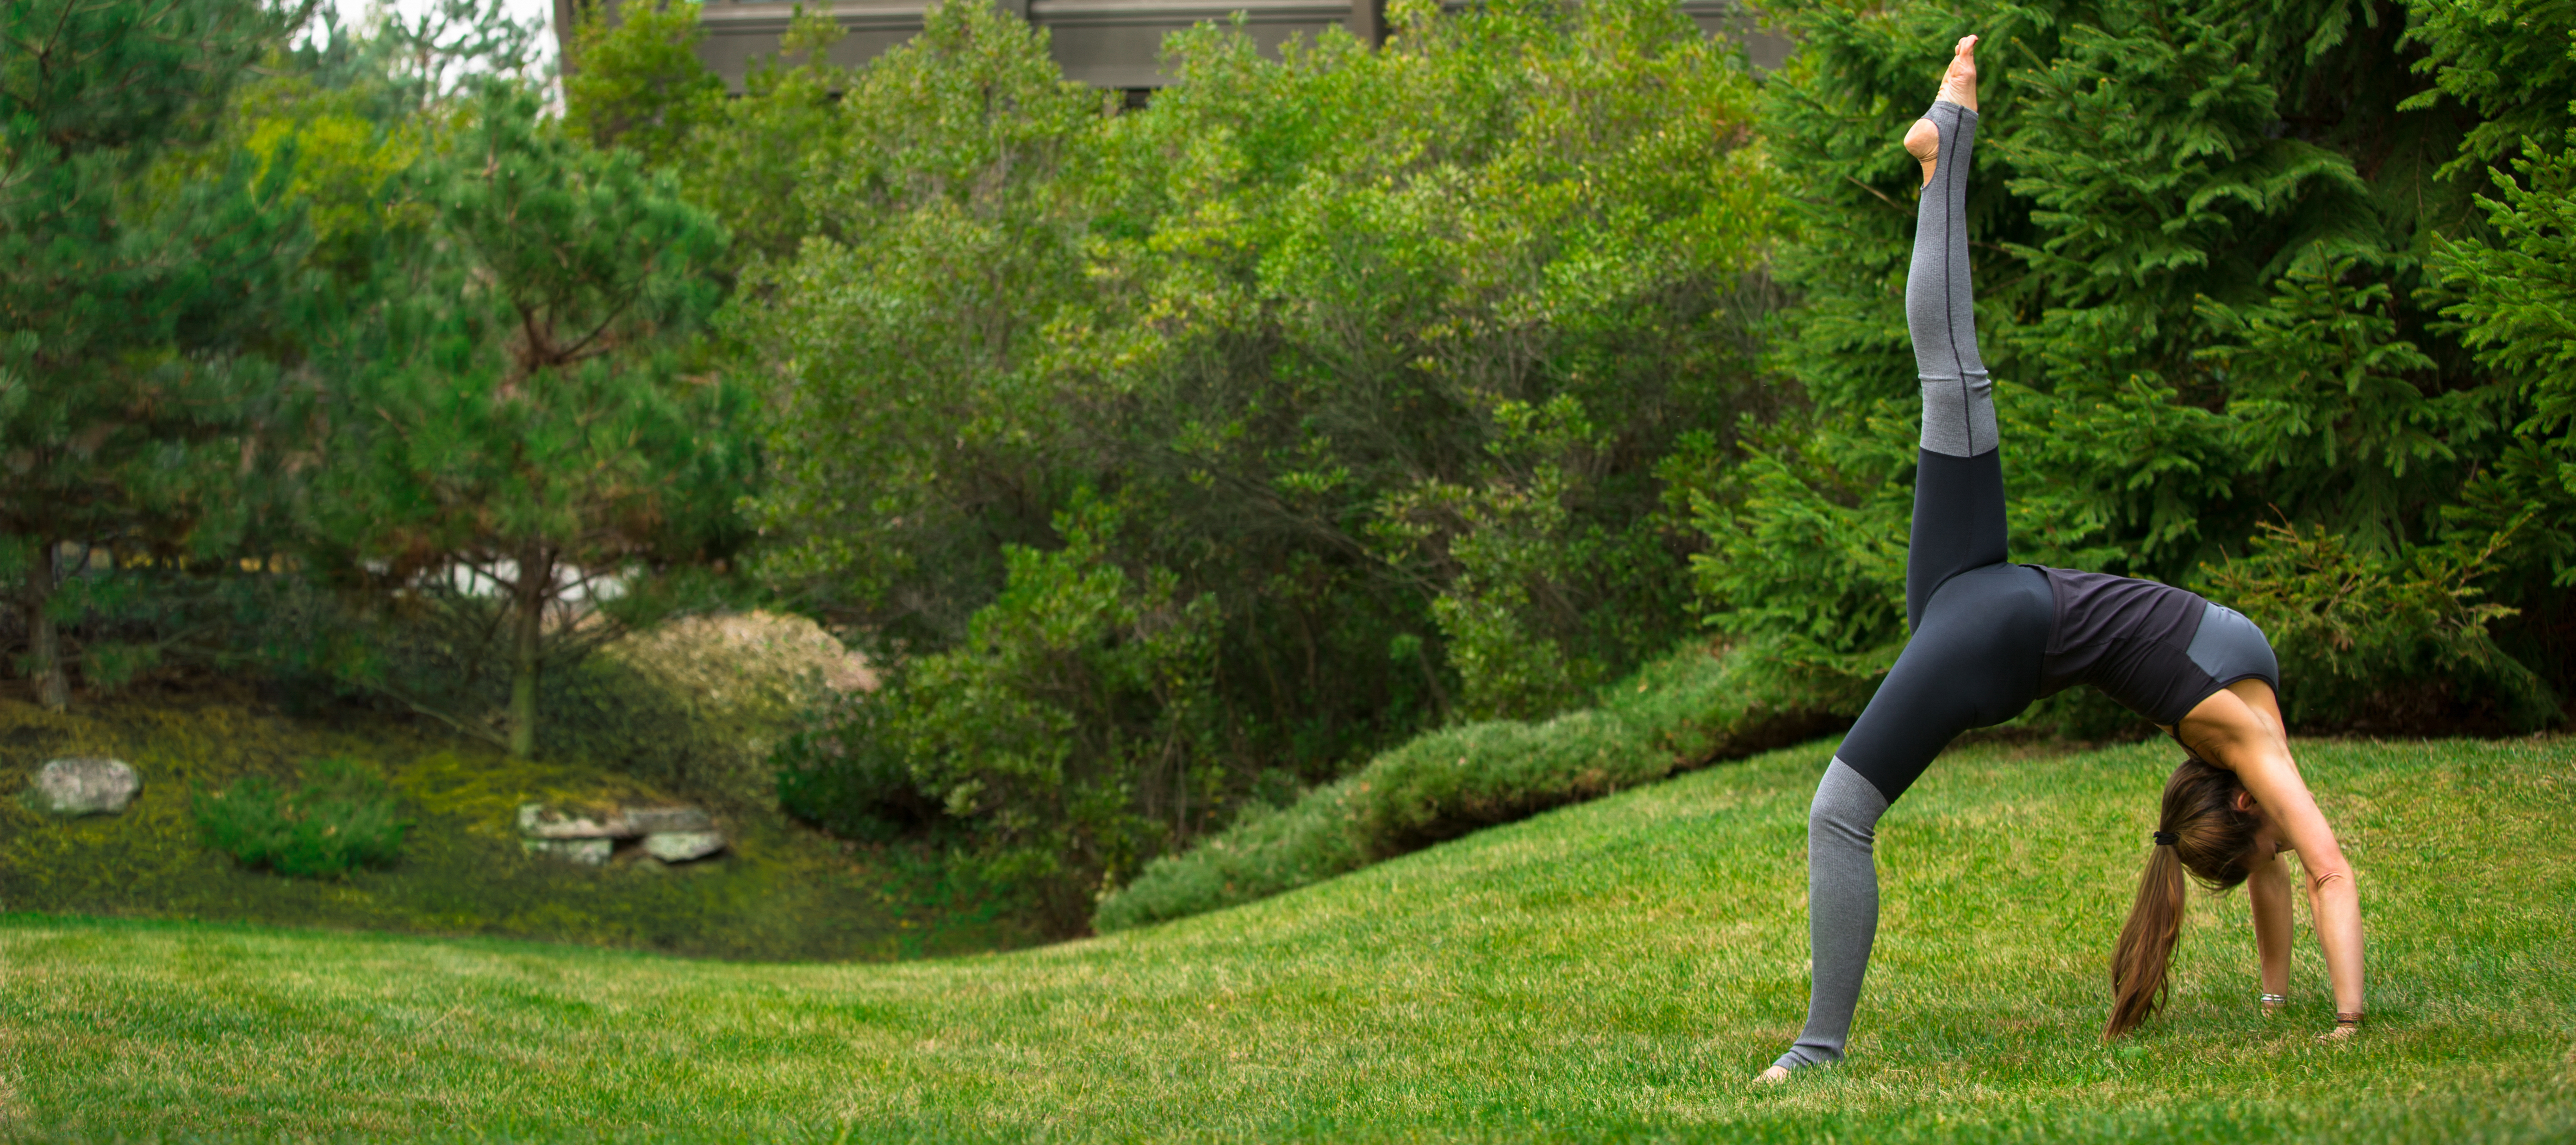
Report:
1769,101,2282,1072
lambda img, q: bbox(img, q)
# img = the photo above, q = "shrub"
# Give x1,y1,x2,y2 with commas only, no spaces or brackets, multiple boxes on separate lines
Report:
777,497,1222,932
1688,0,2573,728
1092,642,1844,932
2202,522,2557,732
773,685,939,843
575,610,873,807
194,759,410,877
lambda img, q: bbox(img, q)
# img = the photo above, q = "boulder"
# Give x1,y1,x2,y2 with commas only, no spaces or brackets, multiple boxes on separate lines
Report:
517,802,624,840
523,837,612,865
620,806,714,834
34,758,140,816
642,831,726,863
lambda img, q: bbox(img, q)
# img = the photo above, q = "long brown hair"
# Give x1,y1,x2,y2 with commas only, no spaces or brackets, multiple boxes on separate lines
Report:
2104,757,2262,1039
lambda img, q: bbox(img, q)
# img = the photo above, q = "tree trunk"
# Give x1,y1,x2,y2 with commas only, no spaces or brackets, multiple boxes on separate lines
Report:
508,548,551,759
24,540,68,710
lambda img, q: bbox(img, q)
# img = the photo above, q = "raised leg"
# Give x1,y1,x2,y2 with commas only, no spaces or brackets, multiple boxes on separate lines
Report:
1900,35,2004,629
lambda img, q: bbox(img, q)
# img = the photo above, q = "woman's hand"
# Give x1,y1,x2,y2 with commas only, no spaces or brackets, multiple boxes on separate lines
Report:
2176,681,2366,1030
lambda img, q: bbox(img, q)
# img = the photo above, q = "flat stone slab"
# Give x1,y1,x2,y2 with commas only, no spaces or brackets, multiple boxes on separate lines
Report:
516,802,715,840
517,802,625,840
621,806,714,834
523,838,612,865
34,758,140,816
642,831,725,863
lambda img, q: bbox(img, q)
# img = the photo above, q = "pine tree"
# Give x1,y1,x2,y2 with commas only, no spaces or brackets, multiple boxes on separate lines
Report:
1696,0,2553,724
0,0,306,708
316,82,751,758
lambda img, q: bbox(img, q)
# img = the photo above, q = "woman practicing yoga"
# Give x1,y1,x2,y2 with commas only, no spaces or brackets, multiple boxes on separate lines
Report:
1753,35,2367,1083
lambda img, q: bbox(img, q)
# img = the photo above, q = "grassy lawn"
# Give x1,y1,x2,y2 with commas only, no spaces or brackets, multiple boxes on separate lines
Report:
5,734,2571,1141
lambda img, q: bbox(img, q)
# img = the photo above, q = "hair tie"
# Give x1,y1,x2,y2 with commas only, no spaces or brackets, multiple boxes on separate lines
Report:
2152,830,2179,846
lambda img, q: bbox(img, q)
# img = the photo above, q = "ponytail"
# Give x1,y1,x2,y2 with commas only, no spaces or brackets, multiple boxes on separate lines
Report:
2106,840,2187,1038
2103,757,2261,1041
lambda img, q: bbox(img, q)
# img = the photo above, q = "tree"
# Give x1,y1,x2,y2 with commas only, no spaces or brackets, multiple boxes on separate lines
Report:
1691,0,2556,729
0,0,308,708
749,0,1780,919
314,82,752,757
562,0,724,168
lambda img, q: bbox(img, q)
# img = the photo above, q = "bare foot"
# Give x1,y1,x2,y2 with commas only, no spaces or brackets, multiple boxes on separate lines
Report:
2316,1023,2359,1044
1904,35,1980,185
1753,1064,1792,1085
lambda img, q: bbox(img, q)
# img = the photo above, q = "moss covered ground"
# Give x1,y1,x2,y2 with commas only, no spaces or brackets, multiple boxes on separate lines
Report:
0,686,1031,962
6,733,2570,1141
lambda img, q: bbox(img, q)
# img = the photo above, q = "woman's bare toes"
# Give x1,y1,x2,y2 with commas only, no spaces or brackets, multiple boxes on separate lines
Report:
1754,1064,1792,1085
1904,118,1941,184
1938,34,1980,112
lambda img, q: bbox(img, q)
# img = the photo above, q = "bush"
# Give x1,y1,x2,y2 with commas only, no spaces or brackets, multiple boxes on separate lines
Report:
1092,642,1843,932
571,610,874,807
194,759,410,877
773,685,940,843
775,498,1222,932
2203,522,2557,732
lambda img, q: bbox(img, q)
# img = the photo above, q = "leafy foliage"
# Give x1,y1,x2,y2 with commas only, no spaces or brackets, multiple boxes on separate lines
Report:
737,0,1779,921
306,82,754,757
1691,0,2566,731
0,0,310,709
195,758,411,877
564,0,725,168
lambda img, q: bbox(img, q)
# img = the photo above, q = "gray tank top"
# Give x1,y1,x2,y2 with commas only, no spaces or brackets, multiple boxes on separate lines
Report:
2028,566,2210,724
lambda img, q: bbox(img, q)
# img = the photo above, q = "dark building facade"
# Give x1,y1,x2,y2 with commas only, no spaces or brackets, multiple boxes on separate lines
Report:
684,0,1789,91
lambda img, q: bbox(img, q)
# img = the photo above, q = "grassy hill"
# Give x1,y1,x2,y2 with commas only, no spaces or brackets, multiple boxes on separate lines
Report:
6,733,2572,1141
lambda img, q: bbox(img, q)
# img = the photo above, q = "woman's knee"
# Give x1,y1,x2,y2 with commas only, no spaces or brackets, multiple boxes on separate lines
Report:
1809,761,1890,852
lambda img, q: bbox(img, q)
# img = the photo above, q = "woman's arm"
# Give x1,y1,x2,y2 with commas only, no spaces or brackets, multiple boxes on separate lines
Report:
2247,850,2292,1005
2177,682,2365,1030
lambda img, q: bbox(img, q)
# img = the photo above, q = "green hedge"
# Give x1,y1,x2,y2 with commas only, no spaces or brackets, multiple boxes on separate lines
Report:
1092,644,1840,932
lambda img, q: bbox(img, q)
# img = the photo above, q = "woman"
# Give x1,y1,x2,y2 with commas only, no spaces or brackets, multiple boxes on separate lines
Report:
1753,35,2367,1083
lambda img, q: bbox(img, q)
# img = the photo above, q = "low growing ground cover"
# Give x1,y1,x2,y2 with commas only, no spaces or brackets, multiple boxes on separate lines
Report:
6,734,2569,1141
0,690,1029,962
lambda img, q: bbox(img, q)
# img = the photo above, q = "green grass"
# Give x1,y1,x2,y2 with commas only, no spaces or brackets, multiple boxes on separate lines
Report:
0,693,1032,961
7,733,2572,1141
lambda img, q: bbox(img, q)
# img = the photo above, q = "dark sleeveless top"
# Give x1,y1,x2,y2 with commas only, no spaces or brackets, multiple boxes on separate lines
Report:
2028,566,2211,724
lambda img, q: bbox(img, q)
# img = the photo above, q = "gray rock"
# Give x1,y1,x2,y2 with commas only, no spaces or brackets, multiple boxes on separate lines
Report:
621,806,714,834
523,837,613,865
34,758,140,816
642,830,725,863
517,802,623,840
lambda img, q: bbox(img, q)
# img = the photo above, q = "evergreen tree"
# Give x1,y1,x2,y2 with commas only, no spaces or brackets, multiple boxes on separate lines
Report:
315,82,751,757
0,0,307,708
1692,0,2558,726
2419,0,2576,685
